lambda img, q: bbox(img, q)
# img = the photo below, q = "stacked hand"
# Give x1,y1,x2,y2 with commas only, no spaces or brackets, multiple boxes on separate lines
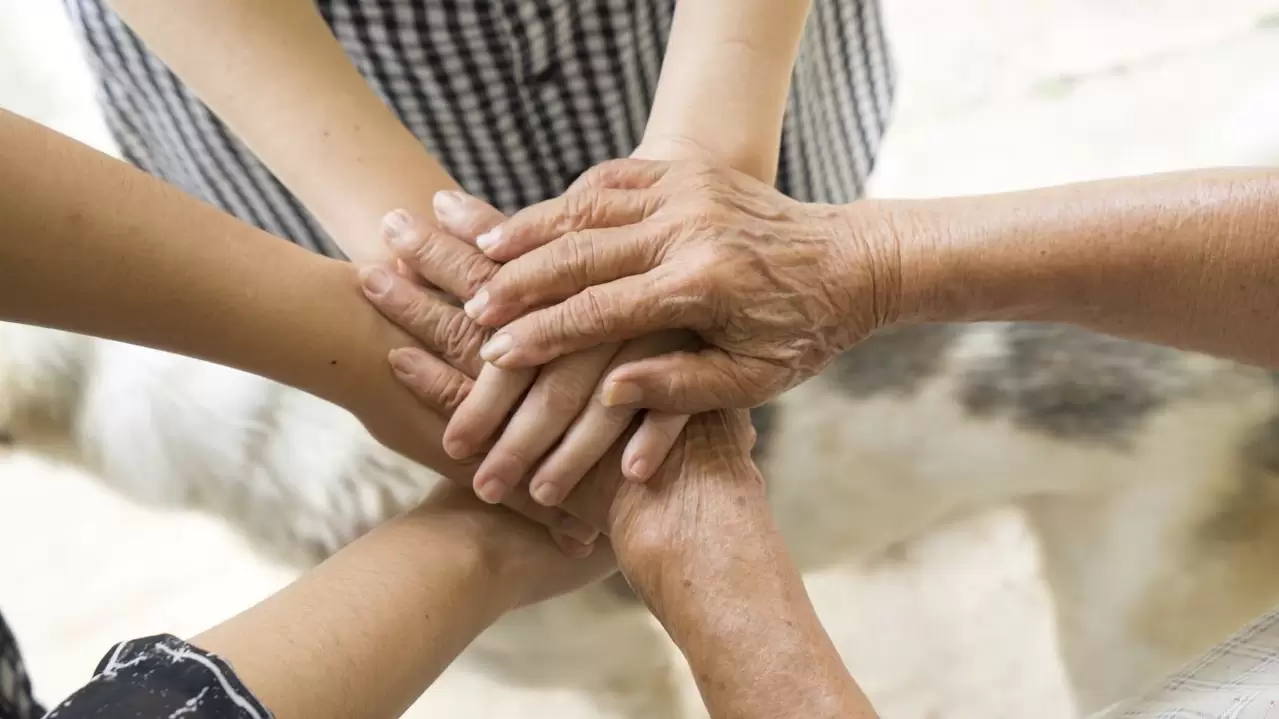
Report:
362,191,697,517
463,158,902,413
361,157,897,522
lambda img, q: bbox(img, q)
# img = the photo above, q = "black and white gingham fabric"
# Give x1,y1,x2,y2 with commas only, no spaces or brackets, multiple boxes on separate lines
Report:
61,0,894,259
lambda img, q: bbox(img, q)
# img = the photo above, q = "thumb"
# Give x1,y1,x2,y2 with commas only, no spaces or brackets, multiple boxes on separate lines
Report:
433,190,507,242
599,349,778,414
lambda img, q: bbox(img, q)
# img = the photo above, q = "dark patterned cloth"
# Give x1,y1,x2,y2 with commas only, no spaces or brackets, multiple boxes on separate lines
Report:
0,611,271,719
0,612,41,719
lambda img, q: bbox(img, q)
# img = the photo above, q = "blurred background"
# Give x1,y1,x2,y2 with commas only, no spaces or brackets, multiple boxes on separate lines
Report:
2,0,1277,717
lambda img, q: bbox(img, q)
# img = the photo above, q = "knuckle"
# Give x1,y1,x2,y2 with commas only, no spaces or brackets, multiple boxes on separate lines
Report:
538,375,592,415
548,233,593,290
437,310,484,362
457,250,498,298
428,373,471,413
568,289,612,336
401,293,441,333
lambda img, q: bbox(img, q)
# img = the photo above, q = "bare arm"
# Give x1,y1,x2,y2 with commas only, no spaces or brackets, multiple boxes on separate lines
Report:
603,411,877,719
105,0,459,264
900,168,1279,369
0,109,602,538
192,484,612,719
638,0,812,183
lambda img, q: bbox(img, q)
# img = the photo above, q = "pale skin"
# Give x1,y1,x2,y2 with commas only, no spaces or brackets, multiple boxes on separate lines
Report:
460,159,1279,411
4,110,877,719
104,0,816,509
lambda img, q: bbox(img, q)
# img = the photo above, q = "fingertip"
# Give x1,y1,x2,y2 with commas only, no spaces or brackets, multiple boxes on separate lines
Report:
601,379,643,408
475,226,503,255
625,457,652,483
474,476,506,504
359,265,393,298
443,434,473,460
530,481,564,507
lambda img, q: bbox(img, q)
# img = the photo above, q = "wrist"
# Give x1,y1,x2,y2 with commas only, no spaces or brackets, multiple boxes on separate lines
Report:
820,199,912,344
396,503,528,612
635,132,778,183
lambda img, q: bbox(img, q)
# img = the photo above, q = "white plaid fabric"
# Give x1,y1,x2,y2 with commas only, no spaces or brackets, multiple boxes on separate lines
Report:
61,0,894,259
1091,606,1279,718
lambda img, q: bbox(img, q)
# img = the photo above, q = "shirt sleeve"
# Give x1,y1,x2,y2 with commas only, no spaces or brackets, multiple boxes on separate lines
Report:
43,635,273,719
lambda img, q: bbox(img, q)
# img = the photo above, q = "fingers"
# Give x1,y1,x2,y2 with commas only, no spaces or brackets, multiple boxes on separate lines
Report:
476,190,657,262
600,349,786,414
361,266,486,377
442,362,537,469
499,486,601,544
466,224,664,327
381,209,498,301
621,411,690,482
384,347,473,415
470,344,621,506
431,191,506,242
525,333,693,505
479,272,696,368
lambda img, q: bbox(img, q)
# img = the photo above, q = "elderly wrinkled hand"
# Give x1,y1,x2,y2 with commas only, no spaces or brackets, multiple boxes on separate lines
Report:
461,158,904,414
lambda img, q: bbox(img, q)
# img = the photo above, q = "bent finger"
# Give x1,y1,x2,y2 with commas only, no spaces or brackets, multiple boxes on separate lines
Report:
381,209,497,301
621,411,690,482
481,272,696,369
601,350,784,414
361,266,485,376
468,224,663,327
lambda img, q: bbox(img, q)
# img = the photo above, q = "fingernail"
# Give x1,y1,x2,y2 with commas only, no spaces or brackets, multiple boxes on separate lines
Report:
433,191,465,225
559,517,599,545
444,437,471,460
563,538,594,558
463,289,489,320
382,210,421,253
627,458,651,482
388,349,417,375
475,477,504,504
480,333,513,363
602,380,642,407
476,226,502,253
531,482,559,507
360,266,392,297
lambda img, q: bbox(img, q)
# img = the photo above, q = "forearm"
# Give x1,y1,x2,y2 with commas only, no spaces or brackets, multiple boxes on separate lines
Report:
895,168,1279,368
606,440,875,719
192,506,513,719
107,0,459,264
0,109,465,476
643,0,812,183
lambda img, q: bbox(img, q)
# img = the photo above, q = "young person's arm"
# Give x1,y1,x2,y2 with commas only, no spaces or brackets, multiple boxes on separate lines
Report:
0,109,596,538
635,0,813,182
105,0,459,265
190,483,613,719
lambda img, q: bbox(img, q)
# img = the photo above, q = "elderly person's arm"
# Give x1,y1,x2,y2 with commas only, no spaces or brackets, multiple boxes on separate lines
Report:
607,410,877,718
455,160,1279,409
